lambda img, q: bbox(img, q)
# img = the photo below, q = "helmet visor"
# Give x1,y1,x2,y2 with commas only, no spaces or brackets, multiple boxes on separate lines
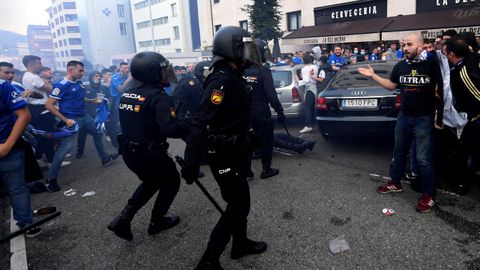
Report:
242,37,261,68
162,63,178,84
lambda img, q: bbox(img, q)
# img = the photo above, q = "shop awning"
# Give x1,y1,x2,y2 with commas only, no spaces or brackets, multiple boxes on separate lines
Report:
282,17,396,45
382,9,480,40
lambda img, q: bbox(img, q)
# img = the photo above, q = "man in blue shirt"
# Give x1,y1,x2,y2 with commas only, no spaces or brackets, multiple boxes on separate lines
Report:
328,45,347,72
369,48,379,61
45,61,118,192
107,62,131,149
0,79,42,236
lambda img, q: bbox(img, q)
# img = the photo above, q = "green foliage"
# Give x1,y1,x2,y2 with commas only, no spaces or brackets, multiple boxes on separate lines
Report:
243,0,283,41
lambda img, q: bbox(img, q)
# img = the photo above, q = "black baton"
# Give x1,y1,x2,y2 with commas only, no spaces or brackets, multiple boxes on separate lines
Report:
0,211,61,244
282,122,290,136
175,156,224,215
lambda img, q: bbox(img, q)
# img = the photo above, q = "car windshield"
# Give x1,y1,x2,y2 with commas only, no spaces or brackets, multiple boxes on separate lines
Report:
271,70,292,88
329,64,393,88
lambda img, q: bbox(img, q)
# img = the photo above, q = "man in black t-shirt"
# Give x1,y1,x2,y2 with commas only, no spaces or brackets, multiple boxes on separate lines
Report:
358,33,443,213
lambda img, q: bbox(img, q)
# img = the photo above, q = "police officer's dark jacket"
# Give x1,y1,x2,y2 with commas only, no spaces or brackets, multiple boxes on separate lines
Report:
244,63,283,116
119,79,189,146
172,74,203,120
184,61,251,167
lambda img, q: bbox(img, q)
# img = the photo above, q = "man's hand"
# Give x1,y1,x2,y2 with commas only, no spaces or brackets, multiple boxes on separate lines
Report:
21,89,34,98
181,165,198,185
434,115,444,130
0,143,12,158
357,64,375,78
277,111,286,123
65,119,75,127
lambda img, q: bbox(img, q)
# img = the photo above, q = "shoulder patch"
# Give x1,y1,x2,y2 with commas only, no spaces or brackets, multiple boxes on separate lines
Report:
52,88,60,96
188,80,195,86
210,89,224,105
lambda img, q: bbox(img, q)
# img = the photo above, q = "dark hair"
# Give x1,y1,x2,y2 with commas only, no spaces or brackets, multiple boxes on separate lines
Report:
333,44,342,49
457,31,479,52
119,62,128,66
443,29,458,38
67,60,84,68
444,37,469,58
0,62,14,68
22,55,41,67
319,56,328,64
101,68,109,75
424,39,433,44
303,54,314,64
40,67,51,73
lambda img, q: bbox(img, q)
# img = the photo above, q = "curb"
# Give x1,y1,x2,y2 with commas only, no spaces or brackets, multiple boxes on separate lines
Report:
10,209,27,270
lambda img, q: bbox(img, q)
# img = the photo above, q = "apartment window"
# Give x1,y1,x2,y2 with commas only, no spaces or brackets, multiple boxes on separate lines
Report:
175,48,182,53
215,25,222,32
119,23,127,36
60,16,64,23
139,40,153,47
173,26,180,40
59,40,63,47
65,14,78,21
154,38,171,46
171,3,177,17
117,4,125,18
134,0,149,10
63,2,76,9
57,29,61,36
60,51,65,57
62,62,66,68
58,4,62,11
53,7,57,14
49,12,53,19
68,38,82,45
67,26,80,33
54,42,58,48
136,21,151,29
239,20,248,31
152,16,168,26
213,0,220,3
70,50,84,57
50,22,54,29
52,33,56,39
151,0,165,5
287,11,301,31
55,18,59,25
65,50,69,57
61,27,65,35
63,39,67,46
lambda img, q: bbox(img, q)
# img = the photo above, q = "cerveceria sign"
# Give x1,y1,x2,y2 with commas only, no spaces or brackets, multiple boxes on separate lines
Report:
417,0,478,13
314,0,387,25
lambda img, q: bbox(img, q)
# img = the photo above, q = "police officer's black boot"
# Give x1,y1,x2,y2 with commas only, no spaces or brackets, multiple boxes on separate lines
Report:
148,214,180,235
107,205,136,241
195,252,223,270
260,166,279,179
231,238,268,259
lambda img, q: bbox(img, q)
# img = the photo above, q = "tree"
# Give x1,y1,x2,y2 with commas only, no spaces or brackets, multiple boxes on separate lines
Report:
243,0,283,46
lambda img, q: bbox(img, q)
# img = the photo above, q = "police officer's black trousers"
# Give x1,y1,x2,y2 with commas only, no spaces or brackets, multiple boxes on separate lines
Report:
122,149,180,220
204,145,251,258
250,114,274,170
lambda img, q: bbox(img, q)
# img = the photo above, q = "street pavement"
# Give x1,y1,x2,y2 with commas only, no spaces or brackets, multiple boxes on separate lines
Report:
7,124,480,270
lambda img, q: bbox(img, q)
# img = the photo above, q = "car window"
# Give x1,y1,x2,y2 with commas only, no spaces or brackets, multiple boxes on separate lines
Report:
329,65,393,88
271,70,292,88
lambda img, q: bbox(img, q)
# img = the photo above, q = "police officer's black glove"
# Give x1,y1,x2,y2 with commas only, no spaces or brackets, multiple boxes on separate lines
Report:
181,166,198,185
277,111,286,123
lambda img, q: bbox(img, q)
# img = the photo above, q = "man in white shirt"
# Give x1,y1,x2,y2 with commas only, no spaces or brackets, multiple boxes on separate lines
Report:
21,55,58,166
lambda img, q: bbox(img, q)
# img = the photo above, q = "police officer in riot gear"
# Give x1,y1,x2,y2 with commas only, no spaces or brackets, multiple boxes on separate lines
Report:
107,51,189,241
244,38,285,179
181,26,267,270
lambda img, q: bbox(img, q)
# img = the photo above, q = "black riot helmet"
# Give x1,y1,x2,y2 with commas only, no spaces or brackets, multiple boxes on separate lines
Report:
130,51,176,85
193,61,211,82
211,26,261,69
254,38,271,63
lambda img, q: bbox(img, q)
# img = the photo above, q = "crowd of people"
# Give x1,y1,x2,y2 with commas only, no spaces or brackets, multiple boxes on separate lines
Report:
0,25,479,268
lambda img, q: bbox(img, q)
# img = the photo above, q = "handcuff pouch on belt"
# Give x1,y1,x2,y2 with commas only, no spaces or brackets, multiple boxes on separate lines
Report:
118,134,168,156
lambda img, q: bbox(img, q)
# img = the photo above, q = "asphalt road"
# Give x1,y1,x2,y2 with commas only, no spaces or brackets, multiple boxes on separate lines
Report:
5,123,480,270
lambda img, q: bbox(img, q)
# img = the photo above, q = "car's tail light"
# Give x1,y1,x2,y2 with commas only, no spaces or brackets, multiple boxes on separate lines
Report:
316,96,327,110
292,87,301,103
395,95,401,109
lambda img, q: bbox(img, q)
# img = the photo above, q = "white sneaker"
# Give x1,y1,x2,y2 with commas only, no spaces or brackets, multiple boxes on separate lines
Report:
47,161,71,169
105,136,111,142
36,159,49,169
65,153,72,159
299,126,313,134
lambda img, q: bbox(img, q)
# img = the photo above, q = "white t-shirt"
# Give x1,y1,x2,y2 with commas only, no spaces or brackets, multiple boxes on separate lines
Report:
22,71,47,105
299,65,319,86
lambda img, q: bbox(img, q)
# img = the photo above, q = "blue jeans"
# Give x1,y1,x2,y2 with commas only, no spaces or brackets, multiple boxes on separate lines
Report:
390,112,435,195
0,149,32,227
48,114,107,179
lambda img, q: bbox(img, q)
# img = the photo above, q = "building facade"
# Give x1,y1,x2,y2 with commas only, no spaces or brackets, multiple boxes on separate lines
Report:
197,0,479,53
129,0,201,54
26,25,56,69
47,0,135,70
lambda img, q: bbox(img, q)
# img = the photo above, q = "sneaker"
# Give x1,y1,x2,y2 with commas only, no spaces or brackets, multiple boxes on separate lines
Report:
260,168,279,179
377,181,403,194
299,126,313,134
24,226,42,238
405,172,418,182
48,161,71,169
416,194,435,213
102,154,119,167
65,153,72,159
45,178,61,192
36,159,49,169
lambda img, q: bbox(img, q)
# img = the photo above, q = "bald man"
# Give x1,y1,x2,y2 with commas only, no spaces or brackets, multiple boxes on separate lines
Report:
358,33,443,213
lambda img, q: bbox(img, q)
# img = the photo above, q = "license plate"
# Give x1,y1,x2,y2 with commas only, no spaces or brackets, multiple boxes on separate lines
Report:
342,99,377,108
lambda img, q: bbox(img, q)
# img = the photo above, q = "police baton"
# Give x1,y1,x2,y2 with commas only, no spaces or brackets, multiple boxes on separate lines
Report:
174,156,224,215
282,122,290,136
0,211,61,244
